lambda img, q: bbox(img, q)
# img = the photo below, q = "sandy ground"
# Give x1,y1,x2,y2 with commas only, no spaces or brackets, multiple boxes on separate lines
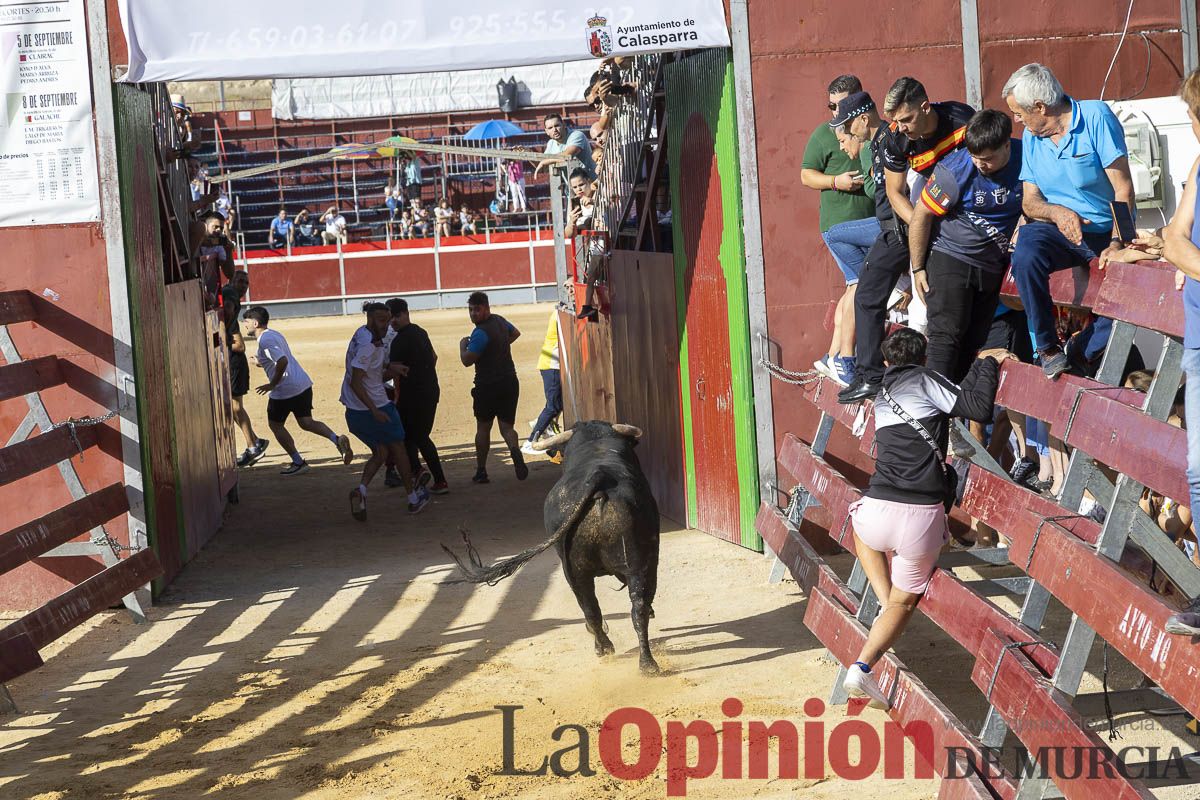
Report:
2,304,1196,799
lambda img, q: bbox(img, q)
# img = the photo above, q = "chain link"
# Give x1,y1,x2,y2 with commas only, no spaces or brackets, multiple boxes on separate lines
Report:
49,410,119,461
758,357,824,387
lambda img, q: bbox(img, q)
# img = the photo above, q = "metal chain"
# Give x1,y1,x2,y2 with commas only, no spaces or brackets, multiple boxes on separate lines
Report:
759,357,823,387
49,410,118,461
91,526,138,557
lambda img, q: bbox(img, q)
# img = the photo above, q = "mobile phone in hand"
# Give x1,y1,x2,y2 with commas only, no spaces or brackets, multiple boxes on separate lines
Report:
1110,201,1136,244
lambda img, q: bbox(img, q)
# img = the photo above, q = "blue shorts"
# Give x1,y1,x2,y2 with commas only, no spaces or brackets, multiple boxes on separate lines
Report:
345,403,406,449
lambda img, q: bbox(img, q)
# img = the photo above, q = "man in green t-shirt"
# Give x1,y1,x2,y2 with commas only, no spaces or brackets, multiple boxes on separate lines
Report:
802,74,877,386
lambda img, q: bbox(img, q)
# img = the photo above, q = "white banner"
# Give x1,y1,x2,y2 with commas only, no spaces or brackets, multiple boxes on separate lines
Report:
117,1,730,82
0,0,100,227
274,61,600,120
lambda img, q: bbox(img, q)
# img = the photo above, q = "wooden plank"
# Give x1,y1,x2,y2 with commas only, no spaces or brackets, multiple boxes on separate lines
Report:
805,588,1018,798
0,290,36,326
963,469,1200,721
961,467,1100,546
937,762,1000,800
0,632,43,684
802,377,877,455
0,424,97,487
0,356,63,403
970,631,1155,799
1092,259,1185,339
755,503,858,612
1063,391,1187,504
999,260,1105,312
0,548,162,651
995,362,1144,435
780,436,1061,676
0,484,129,576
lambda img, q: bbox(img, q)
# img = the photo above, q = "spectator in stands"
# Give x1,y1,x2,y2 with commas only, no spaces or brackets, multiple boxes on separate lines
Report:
398,209,414,240
564,168,600,321
293,209,319,246
383,298,449,495
215,187,233,224
434,197,454,238
507,159,527,212
321,205,348,245
267,208,294,250
460,204,477,235
1002,63,1135,379
192,212,236,306
842,328,1008,708
522,309,564,462
908,109,1024,382
342,302,431,520
242,305,354,475
1163,67,1200,634
839,77,975,404
814,87,881,386
410,198,429,237
384,177,403,220
170,95,200,156
403,155,423,195
459,291,527,484
223,271,270,468
534,114,596,179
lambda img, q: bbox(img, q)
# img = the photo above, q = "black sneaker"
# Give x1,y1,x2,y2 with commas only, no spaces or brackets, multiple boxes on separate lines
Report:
1009,457,1038,486
236,449,255,468
577,304,598,322
415,467,433,488
241,439,270,466
280,462,309,476
512,450,529,481
472,468,490,484
1039,347,1069,380
838,378,880,404
384,467,403,488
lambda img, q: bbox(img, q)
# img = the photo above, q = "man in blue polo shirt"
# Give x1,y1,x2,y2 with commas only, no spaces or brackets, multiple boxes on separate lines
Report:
1002,63,1135,378
908,109,1024,382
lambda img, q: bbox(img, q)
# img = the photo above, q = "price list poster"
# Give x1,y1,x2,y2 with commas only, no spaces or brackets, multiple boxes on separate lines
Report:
0,0,100,226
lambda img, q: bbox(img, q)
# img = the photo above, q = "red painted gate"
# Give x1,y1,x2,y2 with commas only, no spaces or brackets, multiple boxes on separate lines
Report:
679,113,742,541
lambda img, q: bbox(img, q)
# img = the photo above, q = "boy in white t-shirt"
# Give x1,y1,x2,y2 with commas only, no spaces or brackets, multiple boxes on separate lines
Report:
243,306,354,475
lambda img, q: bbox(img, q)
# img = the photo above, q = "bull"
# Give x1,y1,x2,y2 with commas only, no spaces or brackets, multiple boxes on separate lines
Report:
443,420,661,674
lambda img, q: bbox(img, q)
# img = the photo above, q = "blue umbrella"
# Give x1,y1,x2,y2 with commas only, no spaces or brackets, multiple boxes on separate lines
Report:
463,119,526,140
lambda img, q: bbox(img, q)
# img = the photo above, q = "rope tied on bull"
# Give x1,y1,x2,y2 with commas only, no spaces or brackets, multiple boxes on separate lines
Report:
50,410,119,462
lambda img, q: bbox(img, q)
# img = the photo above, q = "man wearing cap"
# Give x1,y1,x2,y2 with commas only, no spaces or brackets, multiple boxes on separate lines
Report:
816,90,885,386
802,76,876,386
170,94,200,154
839,77,974,403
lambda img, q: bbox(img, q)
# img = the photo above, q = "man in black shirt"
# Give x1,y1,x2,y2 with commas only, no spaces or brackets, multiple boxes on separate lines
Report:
224,270,269,466
385,298,448,494
460,291,527,483
839,77,975,403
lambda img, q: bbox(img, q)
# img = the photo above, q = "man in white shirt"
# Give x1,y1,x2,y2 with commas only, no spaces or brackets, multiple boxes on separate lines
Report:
321,206,348,245
243,306,353,476
341,303,430,519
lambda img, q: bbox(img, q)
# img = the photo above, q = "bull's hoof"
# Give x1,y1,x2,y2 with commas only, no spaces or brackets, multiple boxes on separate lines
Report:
639,658,661,676
595,639,616,657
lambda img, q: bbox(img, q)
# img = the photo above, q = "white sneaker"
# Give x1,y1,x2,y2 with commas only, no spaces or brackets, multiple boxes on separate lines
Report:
813,355,837,381
520,440,539,456
843,663,890,709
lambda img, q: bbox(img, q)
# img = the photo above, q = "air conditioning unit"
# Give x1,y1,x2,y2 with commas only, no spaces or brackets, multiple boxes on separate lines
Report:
1109,97,1200,222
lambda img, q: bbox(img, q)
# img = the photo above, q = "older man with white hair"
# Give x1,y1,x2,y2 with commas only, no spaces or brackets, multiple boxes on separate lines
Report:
1003,63,1135,378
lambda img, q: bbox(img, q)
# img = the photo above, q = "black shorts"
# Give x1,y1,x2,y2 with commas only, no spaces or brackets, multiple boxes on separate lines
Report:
267,387,314,423
472,376,519,423
229,350,250,397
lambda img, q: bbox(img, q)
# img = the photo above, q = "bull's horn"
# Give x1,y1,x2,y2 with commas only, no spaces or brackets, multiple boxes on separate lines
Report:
532,429,575,451
612,424,643,439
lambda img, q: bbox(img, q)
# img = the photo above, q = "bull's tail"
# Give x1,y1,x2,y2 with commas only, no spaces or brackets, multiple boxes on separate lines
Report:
441,478,601,586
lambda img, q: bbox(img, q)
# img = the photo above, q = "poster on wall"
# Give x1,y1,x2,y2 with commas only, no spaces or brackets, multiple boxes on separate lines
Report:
0,0,100,227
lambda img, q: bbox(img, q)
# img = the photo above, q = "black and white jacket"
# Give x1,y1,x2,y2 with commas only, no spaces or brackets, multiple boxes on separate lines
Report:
867,358,1001,505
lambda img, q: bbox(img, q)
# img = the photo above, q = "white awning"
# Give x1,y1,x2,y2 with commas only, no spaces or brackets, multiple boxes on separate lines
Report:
116,1,730,82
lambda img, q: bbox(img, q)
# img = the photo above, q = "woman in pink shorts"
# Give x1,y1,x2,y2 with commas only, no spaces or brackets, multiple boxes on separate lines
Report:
842,328,1010,709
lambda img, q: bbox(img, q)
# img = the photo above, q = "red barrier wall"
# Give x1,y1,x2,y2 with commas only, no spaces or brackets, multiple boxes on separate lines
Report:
244,232,557,302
